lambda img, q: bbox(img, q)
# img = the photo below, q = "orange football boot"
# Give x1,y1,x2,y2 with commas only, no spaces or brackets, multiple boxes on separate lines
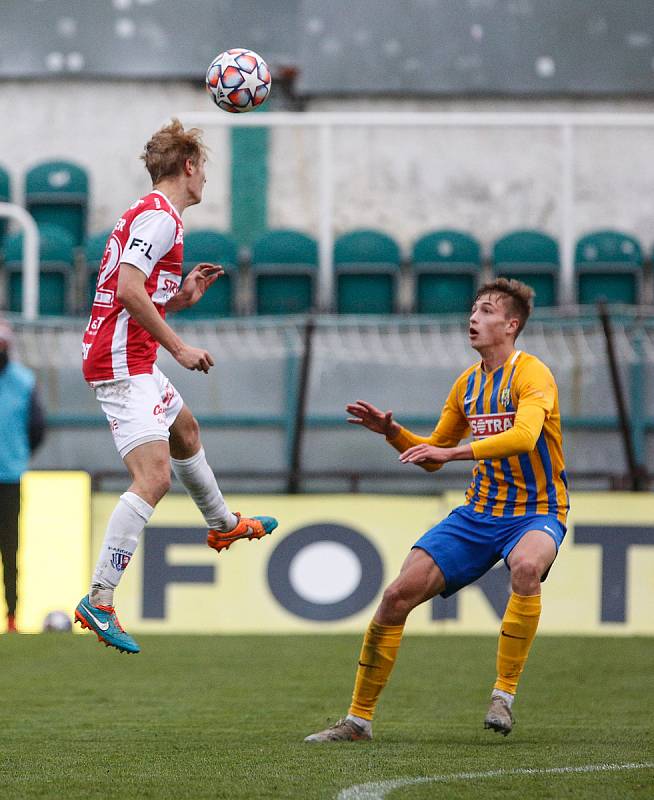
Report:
207,512,278,553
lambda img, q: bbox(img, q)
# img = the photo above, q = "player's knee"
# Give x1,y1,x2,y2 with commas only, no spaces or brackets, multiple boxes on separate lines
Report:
510,557,541,590
380,584,410,618
149,466,172,502
172,415,201,456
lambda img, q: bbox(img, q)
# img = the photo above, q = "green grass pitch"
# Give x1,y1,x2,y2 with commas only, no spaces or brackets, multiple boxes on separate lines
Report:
1,634,652,799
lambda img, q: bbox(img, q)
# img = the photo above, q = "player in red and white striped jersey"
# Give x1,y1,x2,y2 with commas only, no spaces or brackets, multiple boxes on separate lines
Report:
75,120,277,654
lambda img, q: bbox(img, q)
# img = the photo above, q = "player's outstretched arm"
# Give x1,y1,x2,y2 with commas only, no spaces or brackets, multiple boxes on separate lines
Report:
166,263,224,312
117,263,215,373
399,442,473,466
346,399,401,437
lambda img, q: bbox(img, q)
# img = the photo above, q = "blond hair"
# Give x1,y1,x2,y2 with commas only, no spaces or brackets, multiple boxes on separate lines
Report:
141,118,208,185
474,277,535,337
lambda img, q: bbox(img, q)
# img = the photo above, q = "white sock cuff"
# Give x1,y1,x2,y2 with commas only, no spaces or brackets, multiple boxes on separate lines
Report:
170,447,205,469
346,714,372,731
120,491,154,523
492,689,515,706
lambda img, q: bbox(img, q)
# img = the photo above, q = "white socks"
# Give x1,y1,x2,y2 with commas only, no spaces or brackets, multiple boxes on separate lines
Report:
492,688,515,708
347,714,372,733
170,447,237,532
89,491,153,607
89,449,234,609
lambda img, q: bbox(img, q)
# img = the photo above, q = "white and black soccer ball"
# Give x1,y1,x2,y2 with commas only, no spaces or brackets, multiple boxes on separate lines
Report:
206,48,272,113
42,610,72,633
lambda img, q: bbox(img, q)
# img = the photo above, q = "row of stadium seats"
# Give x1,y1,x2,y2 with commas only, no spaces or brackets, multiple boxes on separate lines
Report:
0,160,88,248
0,219,650,317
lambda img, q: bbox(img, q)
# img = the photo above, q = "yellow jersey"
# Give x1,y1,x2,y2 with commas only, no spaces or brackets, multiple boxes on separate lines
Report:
389,349,569,525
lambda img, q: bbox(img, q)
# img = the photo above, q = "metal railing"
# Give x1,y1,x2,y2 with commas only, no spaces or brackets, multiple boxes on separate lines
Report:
14,307,652,490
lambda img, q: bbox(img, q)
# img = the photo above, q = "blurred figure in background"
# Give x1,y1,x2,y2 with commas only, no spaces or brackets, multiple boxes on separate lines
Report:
0,317,46,633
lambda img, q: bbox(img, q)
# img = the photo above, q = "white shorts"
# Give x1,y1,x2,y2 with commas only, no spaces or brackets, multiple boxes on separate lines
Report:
92,365,184,459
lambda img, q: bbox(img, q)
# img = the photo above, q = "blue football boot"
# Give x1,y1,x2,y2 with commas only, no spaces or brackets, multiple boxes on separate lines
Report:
74,595,140,654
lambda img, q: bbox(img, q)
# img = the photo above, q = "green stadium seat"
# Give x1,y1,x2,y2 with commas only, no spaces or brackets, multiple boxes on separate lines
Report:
0,164,10,253
492,230,560,307
25,160,88,246
3,223,74,315
411,230,481,314
251,229,318,315
575,230,643,305
177,229,239,318
334,229,401,314
83,228,113,311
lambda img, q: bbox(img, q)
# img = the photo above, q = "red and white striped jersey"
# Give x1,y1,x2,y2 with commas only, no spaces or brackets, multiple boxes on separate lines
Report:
82,191,184,382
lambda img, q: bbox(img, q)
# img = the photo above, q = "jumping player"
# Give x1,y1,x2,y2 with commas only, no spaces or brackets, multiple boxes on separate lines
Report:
75,119,277,654
305,278,568,740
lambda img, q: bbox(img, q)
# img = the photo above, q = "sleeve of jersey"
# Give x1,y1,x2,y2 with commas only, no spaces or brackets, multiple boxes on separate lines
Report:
386,381,470,472
121,210,176,278
470,360,555,460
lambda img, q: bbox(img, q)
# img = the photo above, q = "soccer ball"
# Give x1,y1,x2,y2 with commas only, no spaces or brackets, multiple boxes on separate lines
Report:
42,610,72,633
206,48,271,113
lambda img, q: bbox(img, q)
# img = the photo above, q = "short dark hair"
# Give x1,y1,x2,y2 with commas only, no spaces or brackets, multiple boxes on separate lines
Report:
141,118,208,185
474,278,535,337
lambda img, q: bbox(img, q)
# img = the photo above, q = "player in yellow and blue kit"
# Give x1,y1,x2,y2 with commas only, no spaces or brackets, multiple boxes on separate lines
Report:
305,278,569,742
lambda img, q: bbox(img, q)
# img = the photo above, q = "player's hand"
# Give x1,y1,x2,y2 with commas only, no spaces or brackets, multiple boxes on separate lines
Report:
175,344,215,373
399,444,453,465
177,263,224,308
346,399,398,436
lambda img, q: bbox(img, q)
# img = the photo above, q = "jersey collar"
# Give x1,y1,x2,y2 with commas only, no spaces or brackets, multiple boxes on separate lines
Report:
151,190,182,220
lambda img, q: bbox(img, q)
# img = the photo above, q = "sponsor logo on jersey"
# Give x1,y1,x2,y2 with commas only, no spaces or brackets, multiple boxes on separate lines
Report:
82,342,92,360
94,289,115,307
153,404,168,423
162,383,176,408
151,270,182,304
96,235,122,288
175,229,184,245
114,218,127,232
86,316,105,334
128,237,154,260
468,412,516,439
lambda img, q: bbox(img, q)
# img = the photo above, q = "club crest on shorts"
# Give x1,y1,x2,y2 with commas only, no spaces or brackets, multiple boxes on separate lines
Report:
110,551,131,571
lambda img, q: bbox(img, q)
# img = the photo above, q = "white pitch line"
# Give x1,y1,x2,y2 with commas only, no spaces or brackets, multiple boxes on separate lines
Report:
337,762,654,800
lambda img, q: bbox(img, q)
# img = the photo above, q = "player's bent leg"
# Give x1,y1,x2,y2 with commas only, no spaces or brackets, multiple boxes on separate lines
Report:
169,405,278,545
304,549,445,743
375,547,446,626
485,529,557,735
168,404,201,459
507,529,558,596
79,441,168,654
124,440,172,508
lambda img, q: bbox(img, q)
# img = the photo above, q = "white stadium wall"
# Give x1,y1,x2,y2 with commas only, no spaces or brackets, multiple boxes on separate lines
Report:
3,81,654,251
0,80,231,235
